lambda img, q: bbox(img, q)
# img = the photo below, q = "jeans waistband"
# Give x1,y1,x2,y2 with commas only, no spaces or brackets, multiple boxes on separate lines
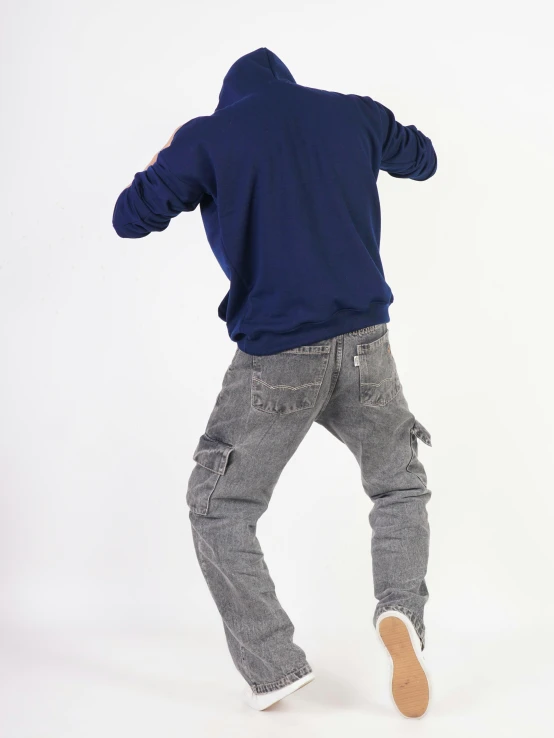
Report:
342,322,387,337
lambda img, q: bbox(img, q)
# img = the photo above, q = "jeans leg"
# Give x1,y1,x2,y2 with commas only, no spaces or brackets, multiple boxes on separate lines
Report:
315,326,432,651
369,474,430,651
186,344,330,693
189,506,312,693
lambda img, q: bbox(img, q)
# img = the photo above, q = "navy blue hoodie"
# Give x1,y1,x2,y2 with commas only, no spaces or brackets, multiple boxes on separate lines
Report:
112,47,437,355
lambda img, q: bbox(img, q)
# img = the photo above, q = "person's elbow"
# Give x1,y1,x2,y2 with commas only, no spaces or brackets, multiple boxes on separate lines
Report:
386,132,438,181
410,143,437,181
112,188,145,238
112,187,155,238
112,214,150,239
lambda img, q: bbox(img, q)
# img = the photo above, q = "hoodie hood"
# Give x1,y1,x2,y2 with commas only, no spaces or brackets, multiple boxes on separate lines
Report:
215,47,296,111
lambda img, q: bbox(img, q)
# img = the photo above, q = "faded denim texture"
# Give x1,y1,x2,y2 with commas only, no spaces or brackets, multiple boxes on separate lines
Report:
186,322,432,695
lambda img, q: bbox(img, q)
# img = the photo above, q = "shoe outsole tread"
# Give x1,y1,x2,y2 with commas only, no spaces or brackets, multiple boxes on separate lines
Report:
377,614,430,718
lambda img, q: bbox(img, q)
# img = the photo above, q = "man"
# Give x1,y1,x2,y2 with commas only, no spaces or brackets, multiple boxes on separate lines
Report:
113,47,437,718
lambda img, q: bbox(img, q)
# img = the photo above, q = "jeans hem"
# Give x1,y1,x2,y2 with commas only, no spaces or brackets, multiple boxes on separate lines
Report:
251,663,313,695
374,604,426,651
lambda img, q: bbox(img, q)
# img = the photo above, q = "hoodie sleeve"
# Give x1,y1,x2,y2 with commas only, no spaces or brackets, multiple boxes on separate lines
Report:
112,117,212,239
373,100,437,181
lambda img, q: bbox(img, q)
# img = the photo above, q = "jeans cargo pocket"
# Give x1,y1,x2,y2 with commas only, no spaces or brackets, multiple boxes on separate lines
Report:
406,419,432,486
186,433,234,515
251,343,331,415
355,327,402,407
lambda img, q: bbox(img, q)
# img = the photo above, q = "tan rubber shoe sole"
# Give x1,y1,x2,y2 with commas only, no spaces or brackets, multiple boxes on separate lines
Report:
378,615,430,718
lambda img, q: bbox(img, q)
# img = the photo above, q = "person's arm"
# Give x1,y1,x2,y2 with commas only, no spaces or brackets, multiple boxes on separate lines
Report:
112,118,211,239
374,100,437,181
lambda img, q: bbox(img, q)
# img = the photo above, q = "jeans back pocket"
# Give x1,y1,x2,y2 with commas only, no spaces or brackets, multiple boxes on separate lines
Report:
251,343,331,414
355,328,402,407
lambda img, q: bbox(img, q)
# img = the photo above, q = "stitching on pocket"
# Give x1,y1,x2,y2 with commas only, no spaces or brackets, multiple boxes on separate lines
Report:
187,434,234,515
356,332,389,355
356,332,402,407
251,349,330,414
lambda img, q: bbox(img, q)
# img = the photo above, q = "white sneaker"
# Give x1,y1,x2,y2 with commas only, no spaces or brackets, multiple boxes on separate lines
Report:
376,610,431,719
243,671,315,710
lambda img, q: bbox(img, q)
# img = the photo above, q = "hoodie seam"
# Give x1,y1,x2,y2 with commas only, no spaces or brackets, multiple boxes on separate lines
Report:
264,48,277,79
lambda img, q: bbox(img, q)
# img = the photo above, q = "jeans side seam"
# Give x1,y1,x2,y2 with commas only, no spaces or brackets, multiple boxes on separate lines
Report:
314,336,342,419
240,644,253,682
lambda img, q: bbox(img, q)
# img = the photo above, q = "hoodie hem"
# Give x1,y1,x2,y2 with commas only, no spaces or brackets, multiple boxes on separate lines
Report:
235,302,391,356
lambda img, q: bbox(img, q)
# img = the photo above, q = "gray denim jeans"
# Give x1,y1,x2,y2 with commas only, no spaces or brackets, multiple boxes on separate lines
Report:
186,322,432,695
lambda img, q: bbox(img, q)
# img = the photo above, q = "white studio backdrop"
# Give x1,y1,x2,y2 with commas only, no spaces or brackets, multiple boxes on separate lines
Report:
2,1,554,737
